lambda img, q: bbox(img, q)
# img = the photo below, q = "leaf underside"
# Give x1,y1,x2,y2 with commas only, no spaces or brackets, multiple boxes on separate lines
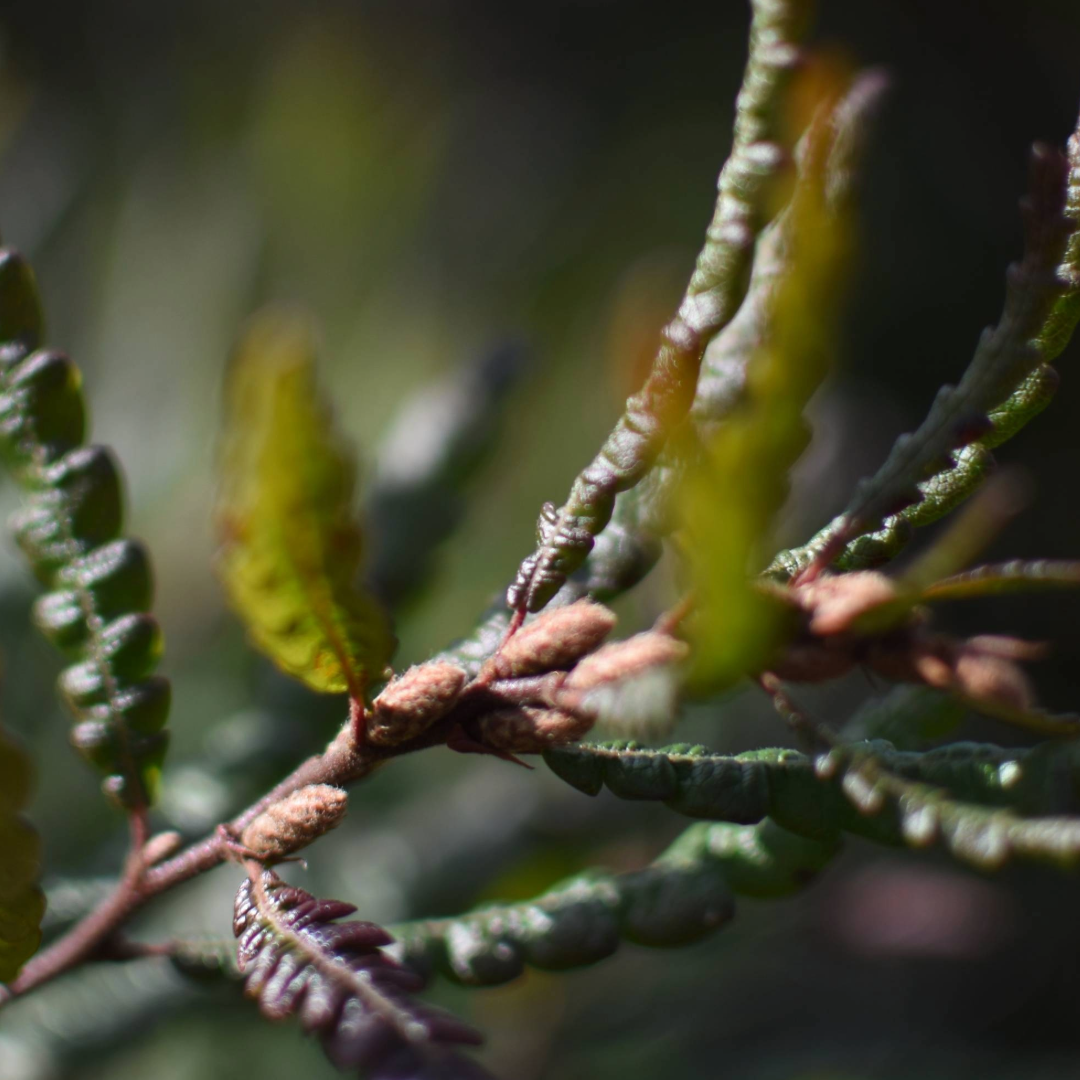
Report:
234,869,487,1079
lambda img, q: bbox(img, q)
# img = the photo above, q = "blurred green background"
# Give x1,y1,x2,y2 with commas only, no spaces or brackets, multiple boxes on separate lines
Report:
1,1,1080,1078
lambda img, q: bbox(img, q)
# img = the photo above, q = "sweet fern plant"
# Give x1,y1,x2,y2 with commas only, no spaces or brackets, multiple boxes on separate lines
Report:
1,1,1080,1076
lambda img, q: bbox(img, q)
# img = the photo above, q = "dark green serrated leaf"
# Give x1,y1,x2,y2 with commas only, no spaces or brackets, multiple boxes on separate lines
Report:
771,116,1080,579
0,243,171,809
545,736,1080,870
392,817,834,988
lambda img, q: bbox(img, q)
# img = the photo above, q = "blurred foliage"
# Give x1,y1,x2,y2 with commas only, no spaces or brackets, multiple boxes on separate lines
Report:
680,58,851,688
215,310,393,698
0,717,42,983
0,1,1078,1079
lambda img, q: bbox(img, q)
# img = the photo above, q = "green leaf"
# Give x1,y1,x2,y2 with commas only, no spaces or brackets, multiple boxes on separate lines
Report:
392,817,837,988
544,737,1080,871
216,310,393,697
770,116,1080,580
920,559,1080,603
505,0,816,614
0,238,172,809
678,74,852,687
0,723,44,984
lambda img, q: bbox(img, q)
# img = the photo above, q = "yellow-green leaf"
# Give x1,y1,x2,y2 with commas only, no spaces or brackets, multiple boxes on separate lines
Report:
216,310,393,697
679,67,852,689
0,723,44,984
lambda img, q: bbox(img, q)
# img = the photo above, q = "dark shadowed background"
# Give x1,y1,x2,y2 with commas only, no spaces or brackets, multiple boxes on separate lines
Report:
0,2,1079,1078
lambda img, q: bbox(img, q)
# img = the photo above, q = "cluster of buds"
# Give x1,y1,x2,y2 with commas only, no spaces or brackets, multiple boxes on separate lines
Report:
770,570,1039,716
362,599,688,758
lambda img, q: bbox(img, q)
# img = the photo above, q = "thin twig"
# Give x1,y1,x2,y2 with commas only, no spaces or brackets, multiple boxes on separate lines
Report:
1,707,476,1006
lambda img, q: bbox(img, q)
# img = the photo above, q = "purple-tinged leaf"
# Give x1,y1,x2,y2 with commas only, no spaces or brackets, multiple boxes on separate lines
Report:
233,870,488,1079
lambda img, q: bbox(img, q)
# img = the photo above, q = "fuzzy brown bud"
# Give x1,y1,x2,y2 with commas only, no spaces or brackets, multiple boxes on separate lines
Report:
477,706,593,754
564,631,689,691
367,662,468,746
964,634,1046,662
481,599,616,681
768,642,856,684
240,784,348,861
909,647,955,691
142,830,182,866
953,647,1035,713
797,571,901,636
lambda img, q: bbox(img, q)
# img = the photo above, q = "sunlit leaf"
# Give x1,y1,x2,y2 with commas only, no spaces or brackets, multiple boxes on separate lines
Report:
0,722,44,984
920,559,1080,603
678,66,853,688
545,737,1080,870
216,310,393,697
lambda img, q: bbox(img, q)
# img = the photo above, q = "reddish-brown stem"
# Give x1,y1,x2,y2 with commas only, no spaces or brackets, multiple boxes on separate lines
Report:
6,810,152,1000
349,696,365,743
1,718,407,1007
94,937,181,963
0,654,595,1007
758,672,839,752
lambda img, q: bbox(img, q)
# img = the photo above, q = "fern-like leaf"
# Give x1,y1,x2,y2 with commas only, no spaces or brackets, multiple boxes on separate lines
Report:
772,114,1080,579
0,721,44,984
506,0,814,614
392,818,834,988
544,737,1080,870
0,247,171,808
544,69,886,632
234,869,486,1078
216,311,394,699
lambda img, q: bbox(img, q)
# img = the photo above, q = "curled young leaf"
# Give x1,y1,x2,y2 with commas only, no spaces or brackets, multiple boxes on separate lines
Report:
0,245,171,809
506,0,815,614
545,736,1080,871
0,723,44,984
479,598,616,682
216,311,394,699
773,115,1080,580
562,631,690,740
476,705,592,754
234,869,485,1078
392,817,834,988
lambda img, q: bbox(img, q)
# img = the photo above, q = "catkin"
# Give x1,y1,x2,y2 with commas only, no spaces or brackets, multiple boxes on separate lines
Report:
565,631,689,691
366,661,468,745
478,706,593,754
480,599,616,681
240,784,348,861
